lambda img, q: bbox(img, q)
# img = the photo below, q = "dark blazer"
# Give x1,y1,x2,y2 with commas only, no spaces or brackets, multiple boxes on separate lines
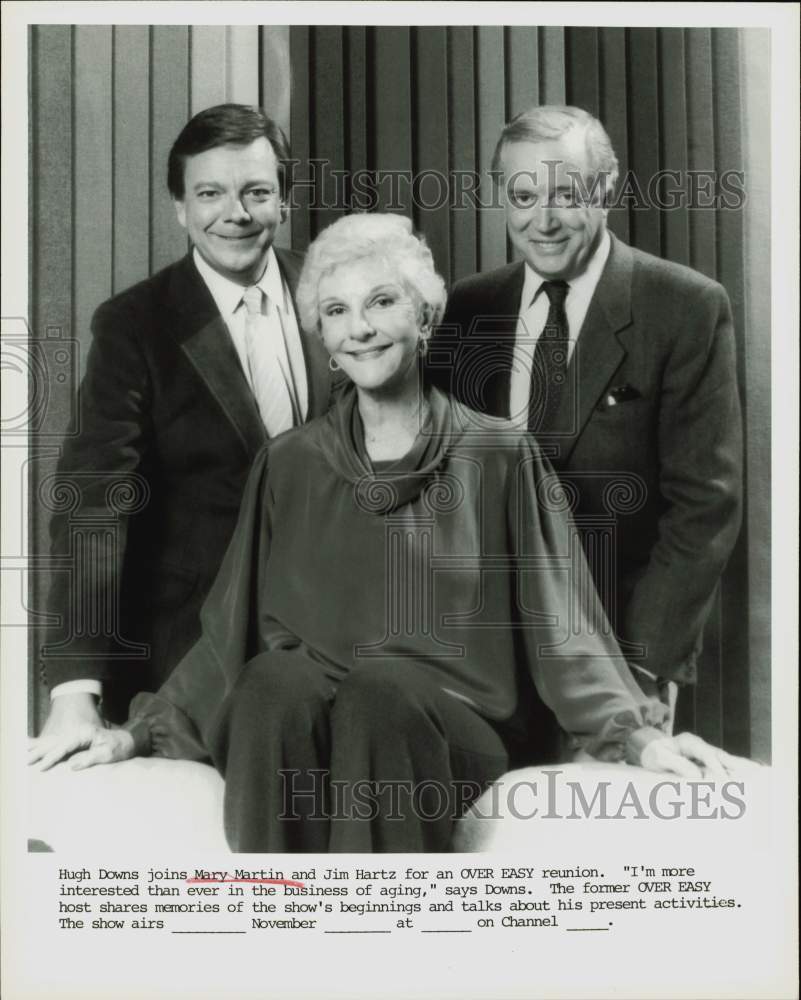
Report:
41,249,335,720
428,234,743,684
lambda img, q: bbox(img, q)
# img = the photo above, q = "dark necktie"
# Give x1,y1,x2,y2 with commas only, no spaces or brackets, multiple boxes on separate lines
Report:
528,280,569,433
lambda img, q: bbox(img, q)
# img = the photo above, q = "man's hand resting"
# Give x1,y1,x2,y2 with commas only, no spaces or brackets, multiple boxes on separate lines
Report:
640,732,760,780
28,693,124,771
67,728,136,770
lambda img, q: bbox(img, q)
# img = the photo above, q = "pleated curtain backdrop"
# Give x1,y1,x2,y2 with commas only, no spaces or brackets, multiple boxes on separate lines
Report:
29,24,770,758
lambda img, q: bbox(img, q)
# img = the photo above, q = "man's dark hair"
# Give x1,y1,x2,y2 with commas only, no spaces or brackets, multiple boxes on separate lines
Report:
167,103,293,200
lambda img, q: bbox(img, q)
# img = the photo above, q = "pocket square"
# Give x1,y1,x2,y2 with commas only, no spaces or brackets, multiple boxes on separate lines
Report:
602,384,642,408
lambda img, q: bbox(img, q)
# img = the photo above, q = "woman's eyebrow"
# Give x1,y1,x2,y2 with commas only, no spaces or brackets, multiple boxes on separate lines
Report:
320,282,401,306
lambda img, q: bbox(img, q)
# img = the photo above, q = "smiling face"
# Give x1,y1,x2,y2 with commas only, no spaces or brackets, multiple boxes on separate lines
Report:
318,257,424,395
500,130,608,281
174,137,285,286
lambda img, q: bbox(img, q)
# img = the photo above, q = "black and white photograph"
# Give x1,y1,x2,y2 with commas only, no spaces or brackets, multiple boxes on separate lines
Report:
2,3,798,998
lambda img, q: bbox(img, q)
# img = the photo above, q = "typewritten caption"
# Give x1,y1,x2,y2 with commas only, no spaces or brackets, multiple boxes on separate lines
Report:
54,864,741,935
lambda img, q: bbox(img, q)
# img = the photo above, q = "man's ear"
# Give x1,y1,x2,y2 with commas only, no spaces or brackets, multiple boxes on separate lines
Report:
174,198,187,229
280,201,288,224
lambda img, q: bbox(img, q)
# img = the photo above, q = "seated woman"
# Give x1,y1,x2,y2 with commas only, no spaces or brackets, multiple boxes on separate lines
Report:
52,213,743,853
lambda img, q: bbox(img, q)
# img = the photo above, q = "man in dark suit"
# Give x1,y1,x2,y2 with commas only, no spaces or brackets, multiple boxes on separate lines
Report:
30,104,335,769
428,105,742,717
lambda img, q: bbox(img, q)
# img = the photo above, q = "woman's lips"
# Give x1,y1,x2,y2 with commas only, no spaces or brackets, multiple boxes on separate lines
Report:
347,345,391,360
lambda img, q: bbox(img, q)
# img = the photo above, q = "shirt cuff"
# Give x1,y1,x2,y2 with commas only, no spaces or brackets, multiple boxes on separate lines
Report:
625,726,667,766
50,680,102,699
581,701,670,763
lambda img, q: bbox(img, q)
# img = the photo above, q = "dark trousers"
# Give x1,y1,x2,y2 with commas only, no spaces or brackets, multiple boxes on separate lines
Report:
208,652,512,853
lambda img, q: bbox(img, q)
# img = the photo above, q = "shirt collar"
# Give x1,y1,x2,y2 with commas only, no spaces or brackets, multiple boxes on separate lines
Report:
521,228,611,309
192,246,285,318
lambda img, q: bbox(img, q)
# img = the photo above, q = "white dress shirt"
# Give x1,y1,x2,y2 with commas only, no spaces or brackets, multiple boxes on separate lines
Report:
508,230,611,428
52,247,308,701
193,247,309,431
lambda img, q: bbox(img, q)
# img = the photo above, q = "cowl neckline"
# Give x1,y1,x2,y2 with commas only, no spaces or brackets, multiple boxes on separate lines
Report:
320,384,456,514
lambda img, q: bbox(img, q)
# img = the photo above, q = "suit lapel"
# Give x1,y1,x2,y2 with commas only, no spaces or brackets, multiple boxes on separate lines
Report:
275,248,331,419
168,255,268,457
549,235,632,465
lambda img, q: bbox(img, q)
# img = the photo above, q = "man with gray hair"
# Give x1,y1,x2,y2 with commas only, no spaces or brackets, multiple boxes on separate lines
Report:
430,105,742,723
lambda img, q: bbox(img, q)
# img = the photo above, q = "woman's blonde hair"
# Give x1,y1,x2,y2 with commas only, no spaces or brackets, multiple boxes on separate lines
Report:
296,213,447,335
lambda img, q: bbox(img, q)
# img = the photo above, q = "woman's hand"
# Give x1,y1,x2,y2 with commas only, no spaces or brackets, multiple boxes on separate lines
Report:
640,732,759,779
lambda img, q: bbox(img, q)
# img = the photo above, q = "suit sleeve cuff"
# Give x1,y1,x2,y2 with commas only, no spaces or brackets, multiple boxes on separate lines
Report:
123,717,153,757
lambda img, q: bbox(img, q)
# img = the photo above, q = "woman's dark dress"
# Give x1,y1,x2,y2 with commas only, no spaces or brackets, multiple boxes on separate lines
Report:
126,386,666,851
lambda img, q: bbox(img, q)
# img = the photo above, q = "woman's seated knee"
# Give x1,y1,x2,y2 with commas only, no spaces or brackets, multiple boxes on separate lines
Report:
231,652,335,716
